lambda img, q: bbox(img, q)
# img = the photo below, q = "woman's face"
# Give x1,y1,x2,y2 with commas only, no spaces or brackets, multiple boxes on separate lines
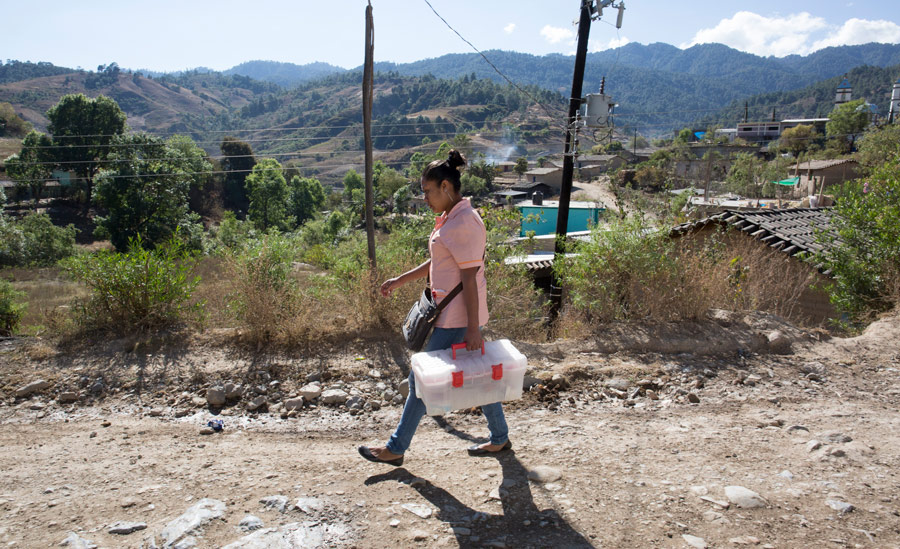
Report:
421,178,452,213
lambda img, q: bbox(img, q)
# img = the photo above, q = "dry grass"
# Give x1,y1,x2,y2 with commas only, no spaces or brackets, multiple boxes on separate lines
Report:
2,267,87,333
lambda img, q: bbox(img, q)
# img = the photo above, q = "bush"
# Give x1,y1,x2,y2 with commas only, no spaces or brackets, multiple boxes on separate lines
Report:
65,238,203,332
817,157,900,324
556,215,704,323
0,279,25,336
0,213,77,267
226,234,300,340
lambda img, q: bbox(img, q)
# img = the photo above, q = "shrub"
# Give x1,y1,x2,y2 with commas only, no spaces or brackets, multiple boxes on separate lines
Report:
817,157,900,324
556,215,705,323
0,279,25,336
65,238,203,332
0,213,77,267
226,234,301,340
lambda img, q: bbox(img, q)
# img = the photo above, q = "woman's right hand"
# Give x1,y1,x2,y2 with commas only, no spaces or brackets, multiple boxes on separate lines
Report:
380,277,401,297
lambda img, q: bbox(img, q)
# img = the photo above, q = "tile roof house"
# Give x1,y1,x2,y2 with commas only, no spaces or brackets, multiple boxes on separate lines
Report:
788,158,859,198
671,208,838,325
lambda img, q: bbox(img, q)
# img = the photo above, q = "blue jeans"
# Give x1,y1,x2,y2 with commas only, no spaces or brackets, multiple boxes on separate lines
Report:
386,327,509,455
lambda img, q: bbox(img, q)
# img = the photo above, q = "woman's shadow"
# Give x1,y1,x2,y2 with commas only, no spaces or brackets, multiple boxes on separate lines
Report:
365,420,594,548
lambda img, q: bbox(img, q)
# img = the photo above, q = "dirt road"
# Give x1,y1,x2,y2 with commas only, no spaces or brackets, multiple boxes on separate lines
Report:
1,316,899,548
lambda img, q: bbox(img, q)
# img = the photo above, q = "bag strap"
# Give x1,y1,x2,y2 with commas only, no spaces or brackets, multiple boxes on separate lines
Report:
434,282,463,313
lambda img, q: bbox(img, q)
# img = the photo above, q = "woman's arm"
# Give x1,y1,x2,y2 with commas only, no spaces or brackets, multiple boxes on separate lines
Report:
460,266,484,351
380,259,431,297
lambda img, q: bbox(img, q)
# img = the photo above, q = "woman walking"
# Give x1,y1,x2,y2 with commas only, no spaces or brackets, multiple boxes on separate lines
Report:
358,150,512,466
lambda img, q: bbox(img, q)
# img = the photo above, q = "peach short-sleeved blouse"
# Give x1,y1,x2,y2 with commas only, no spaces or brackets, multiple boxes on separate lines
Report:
429,198,489,329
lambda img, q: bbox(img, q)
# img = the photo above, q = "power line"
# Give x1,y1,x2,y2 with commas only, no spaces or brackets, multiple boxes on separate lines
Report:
420,0,567,132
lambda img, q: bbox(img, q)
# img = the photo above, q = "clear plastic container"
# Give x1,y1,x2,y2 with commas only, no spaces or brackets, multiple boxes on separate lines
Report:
411,339,528,416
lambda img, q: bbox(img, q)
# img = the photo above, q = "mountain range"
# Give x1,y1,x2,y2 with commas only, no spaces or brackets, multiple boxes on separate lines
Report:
2,41,900,147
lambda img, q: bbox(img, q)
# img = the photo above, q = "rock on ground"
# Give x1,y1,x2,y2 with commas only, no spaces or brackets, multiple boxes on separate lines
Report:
682,534,708,548
259,495,288,513
61,532,97,549
221,522,338,548
527,466,562,483
321,389,349,405
160,498,226,547
725,486,767,508
15,380,50,398
206,387,226,407
299,384,322,400
239,515,264,532
108,521,147,535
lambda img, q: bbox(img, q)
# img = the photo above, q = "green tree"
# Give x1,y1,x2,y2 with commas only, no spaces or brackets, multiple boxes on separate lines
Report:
289,176,326,226
0,102,32,137
220,136,256,214
726,152,765,198
393,185,412,215
468,158,496,189
674,128,693,144
246,159,289,232
45,94,127,202
817,157,900,323
514,157,528,179
855,124,900,174
826,99,870,151
92,133,199,251
374,166,408,201
4,131,53,208
342,168,364,200
778,124,818,156
461,173,487,196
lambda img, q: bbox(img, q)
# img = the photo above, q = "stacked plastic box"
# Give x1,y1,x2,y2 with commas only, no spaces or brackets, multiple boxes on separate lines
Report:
411,339,528,416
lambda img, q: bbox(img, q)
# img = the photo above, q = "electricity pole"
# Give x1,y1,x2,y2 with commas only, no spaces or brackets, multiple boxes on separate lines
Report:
549,0,593,324
363,2,377,274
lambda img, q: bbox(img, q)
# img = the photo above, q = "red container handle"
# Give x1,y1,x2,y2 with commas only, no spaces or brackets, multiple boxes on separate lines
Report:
451,341,485,360
492,363,503,380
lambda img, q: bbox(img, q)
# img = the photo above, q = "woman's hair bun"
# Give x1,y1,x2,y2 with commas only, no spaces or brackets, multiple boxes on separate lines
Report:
447,149,467,171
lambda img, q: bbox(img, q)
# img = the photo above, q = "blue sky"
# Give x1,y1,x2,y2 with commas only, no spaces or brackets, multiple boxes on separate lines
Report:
3,0,899,72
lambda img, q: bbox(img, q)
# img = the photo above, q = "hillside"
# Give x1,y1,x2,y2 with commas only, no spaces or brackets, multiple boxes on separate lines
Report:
699,63,900,127
225,60,346,87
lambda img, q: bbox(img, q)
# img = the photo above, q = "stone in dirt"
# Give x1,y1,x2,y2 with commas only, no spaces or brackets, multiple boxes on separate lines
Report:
682,534,707,548
221,522,334,548
725,486,767,508
605,378,630,392
283,397,304,411
246,396,266,411
160,498,226,547
806,440,822,452
527,466,562,483
401,502,433,519
15,380,50,398
225,383,243,400
825,499,855,515
824,432,852,444
259,495,288,513
766,330,792,354
320,389,349,405
58,391,79,404
206,387,226,407
108,521,147,535
399,379,410,398
687,393,700,404
61,532,97,548
700,496,729,509
239,515,264,531
298,384,322,400
294,497,322,514
199,427,215,435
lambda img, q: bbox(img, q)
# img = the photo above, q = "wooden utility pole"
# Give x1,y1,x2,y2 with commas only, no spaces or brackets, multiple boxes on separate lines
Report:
549,0,593,322
363,2,377,273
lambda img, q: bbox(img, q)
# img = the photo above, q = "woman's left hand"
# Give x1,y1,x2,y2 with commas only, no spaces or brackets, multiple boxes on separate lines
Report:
465,326,483,351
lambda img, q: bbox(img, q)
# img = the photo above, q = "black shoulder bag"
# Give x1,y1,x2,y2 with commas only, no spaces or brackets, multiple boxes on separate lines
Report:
401,282,463,352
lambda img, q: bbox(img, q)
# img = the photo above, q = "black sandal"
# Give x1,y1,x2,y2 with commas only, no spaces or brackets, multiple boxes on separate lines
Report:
358,446,404,466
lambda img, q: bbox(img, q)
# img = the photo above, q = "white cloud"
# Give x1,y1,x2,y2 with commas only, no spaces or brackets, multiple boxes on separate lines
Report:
682,11,827,56
812,18,900,50
540,25,575,45
591,36,632,52
504,23,516,34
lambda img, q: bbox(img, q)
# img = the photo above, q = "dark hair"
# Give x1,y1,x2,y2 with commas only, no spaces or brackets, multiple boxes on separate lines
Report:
422,149,467,192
